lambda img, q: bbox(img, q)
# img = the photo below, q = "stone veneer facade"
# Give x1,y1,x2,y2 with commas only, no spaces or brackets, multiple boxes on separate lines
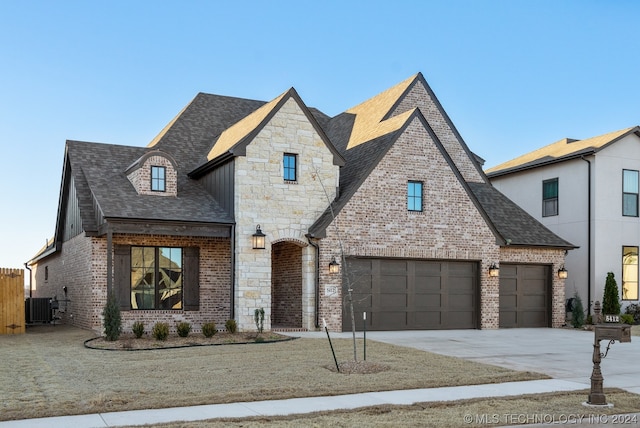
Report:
33,233,231,334
233,97,340,331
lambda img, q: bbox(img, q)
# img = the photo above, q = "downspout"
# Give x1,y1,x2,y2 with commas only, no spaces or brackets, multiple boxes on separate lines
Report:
24,262,32,298
230,224,236,320
581,156,592,315
307,236,320,329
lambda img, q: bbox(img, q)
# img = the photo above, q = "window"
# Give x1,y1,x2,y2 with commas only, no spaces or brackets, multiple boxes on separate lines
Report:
542,178,558,217
623,246,639,300
407,181,423,212
131,246,182,310
623,169,639,217
283,153,297,181
151,166,166,192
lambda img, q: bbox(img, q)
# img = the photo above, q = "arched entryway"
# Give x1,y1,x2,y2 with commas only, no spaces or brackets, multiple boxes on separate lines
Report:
271,241,303,329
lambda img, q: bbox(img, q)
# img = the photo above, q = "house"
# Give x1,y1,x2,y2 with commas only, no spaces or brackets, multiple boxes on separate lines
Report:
487,127,640,316
29,73,574,333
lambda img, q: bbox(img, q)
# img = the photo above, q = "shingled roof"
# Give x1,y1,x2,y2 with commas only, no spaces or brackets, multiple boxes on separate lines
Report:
486,126,640,177
48,73,574,251
64,140,233,227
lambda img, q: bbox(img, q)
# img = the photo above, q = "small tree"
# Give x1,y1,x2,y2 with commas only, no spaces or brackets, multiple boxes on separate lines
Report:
570,292,585,328
602,272,621,315
102,292,122,341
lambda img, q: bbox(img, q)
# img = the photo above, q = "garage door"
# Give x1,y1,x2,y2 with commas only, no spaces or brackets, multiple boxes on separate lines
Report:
343,258,478,331
499,264,550,328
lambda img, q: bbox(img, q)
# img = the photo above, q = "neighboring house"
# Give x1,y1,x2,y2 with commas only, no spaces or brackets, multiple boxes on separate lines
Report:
29,73,574,333
487,127,640,316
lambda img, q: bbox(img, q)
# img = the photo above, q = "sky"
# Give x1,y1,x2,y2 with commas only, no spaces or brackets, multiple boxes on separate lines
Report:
1,0,639,275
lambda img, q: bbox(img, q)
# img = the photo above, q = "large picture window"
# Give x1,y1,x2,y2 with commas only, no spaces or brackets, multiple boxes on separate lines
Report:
407,181,423,212
542,178,558,217
623,246,639,300
131,246,183,309
623,169,639,217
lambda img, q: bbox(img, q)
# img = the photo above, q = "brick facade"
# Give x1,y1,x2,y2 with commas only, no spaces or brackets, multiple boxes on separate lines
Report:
317,117,501,330
271,241,303,328
126,153,178,196
34,233,231,334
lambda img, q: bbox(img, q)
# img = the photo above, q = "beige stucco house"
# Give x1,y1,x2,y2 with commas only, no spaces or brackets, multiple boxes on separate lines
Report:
29,73,574,333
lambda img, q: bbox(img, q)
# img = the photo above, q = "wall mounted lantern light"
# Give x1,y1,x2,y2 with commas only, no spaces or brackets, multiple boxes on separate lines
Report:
488,263,500,277
329,257,340,274
252,225,266,249
558,266,568,279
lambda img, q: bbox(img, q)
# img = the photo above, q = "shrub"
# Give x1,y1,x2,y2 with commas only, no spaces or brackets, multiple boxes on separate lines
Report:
102,292,122,341
132,321,145,338
225,319,237,334
152,322,169,341
254,308,265,334
624,303,640,324
621,314,634,325
570,293,585,328
603,272,621,315
176,321,191,338
202,322,217,338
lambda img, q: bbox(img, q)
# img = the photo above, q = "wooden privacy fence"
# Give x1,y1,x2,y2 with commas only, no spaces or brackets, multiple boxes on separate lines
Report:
0,268,25,334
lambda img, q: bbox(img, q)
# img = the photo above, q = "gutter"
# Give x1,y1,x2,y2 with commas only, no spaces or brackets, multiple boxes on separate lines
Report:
306,235,320,329
581,155,592,315
230,224,236,320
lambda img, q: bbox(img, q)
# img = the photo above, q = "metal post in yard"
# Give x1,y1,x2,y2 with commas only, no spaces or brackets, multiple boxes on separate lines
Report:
323,318,340,372
363,311,367,361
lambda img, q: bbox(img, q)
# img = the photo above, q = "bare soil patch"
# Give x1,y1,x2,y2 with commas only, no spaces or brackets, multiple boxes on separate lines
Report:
0,325,545,421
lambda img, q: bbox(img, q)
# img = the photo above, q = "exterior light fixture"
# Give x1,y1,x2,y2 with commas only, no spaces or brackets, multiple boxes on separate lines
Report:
252,225,266,249
558,266,568,279
488,263,500,277
329,257,340,274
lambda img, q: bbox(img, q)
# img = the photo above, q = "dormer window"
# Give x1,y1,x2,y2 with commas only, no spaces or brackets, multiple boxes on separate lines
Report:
151,166,166,192
125,150,177,197
283,153,297,182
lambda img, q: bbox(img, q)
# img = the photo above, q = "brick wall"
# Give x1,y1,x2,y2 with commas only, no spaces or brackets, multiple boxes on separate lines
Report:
271,241,302,327
33,233,231,334
126,154,178,196
390,80,485,183
318,117,501,330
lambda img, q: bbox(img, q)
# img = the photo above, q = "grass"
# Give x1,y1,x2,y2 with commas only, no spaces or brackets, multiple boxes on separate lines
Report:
1,325,544,421
3,325,640,426
125,390,640,427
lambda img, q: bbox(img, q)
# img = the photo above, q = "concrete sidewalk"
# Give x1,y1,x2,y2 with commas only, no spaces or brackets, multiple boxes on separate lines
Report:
0,379,588,428
1,328,638,427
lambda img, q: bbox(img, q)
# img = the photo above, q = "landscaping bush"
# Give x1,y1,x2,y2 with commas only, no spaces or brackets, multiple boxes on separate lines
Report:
152,322,169,341
202,322,217,338
225,319,237,334
603,272,621,315
254,308,265,334
176,321,191,338
624,303,640,324
132,321,145,338
570,293,585,328
621,314,634,325
102,292,122,341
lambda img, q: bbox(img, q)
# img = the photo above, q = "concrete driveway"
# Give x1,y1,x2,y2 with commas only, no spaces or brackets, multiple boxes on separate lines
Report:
293,328,640,394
